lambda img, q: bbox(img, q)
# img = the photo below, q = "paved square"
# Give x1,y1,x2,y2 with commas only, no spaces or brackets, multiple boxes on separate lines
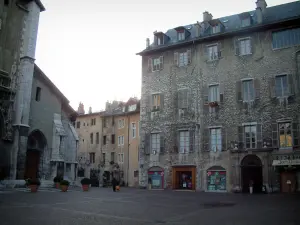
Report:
0,188,299,225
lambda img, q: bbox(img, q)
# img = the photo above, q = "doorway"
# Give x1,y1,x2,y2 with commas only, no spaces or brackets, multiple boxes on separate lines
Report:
24,150,40,179
281,171,297,193
241,154,263,193
172,166,196,190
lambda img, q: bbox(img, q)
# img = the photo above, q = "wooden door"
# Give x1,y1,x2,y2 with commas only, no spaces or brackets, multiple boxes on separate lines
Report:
24,150,40,179
281,172,296,193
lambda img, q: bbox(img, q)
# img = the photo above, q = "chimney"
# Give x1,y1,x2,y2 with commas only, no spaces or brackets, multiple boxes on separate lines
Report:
203,11,213,22
88,107,92,114
256,0,267,13
146,38,150,48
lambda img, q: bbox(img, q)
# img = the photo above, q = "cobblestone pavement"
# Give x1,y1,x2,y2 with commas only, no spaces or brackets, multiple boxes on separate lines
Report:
0,188,299,225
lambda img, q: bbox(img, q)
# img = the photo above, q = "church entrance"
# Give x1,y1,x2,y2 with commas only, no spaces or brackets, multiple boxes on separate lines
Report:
241,154,263,193
24,130,47,179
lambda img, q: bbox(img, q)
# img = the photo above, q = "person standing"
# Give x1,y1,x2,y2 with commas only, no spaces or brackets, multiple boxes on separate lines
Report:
112,177,117,192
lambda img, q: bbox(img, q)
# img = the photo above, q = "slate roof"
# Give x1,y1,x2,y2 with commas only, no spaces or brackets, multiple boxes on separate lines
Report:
137,1,300,55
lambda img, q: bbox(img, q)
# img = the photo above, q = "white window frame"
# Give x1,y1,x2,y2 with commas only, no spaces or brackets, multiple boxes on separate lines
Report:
131,122,136,139
118,119,125,129
179,52,188,67
208,84,220,102
118,153,124,163
179,130,190,153
118,135,124,146
152,94,161,110
207,44,219,61
210,128,222,152
178,31,185,41
275,74,289,97
244,125,257,149
151,133,160,154
212,25,220,34
157,36,163,45
238,37,252,56
241,18,250,27
152,57,162,72
278,122,292,148
241,79,254,102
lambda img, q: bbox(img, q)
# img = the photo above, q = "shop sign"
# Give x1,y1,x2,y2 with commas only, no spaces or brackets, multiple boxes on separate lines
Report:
272,159,300,166
273,154,300,160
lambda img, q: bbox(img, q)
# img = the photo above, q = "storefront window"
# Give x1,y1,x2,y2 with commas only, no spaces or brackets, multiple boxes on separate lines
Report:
148,171,163,189
177,171,192,189
207,170,226,192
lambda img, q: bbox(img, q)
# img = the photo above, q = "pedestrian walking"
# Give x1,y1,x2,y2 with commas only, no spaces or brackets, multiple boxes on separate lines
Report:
112,177,117,192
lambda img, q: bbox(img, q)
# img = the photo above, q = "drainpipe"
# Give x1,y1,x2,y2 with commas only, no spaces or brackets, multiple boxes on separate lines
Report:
127,114,130,186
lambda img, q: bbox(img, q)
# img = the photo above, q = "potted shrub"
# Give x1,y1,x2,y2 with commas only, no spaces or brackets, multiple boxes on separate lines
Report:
53,176,62,189
249,180,254,194
81,178,91,191
25,178,41,193
60,180,70,192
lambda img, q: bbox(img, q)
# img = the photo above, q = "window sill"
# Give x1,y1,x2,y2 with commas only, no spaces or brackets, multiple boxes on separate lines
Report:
239,53,252,56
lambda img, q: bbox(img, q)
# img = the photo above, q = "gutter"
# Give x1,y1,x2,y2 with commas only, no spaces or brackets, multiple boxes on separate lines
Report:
137,16,300,56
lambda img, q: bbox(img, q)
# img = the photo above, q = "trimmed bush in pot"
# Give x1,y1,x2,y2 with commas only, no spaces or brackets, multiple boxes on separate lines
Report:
25,178,41,193
60,180,70,192
80,178,91,191
53,176,62,189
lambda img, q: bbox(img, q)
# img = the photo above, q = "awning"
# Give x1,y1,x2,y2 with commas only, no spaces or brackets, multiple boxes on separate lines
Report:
272,159,300,166
53,113,66,136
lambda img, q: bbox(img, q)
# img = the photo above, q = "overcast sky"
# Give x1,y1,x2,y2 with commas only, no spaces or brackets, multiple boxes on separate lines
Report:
35,0,295,112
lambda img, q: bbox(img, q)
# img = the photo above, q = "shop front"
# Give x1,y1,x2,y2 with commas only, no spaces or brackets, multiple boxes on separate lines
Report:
172,166,196,190
148,166,164,189
272,153,300,193
207,166,227,192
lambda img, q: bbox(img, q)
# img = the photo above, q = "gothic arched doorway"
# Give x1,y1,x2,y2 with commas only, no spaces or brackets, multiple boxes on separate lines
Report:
241,154,263,193
25,130,47,179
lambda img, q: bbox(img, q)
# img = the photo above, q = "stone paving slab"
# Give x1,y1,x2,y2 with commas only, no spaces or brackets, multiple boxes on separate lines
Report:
0,188,299,225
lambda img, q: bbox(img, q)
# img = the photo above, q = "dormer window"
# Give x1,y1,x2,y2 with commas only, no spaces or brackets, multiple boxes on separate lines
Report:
178,30,185,41
208,19,224,34
157,36,163,45
241,18,251,27
212,25,220,34
154,32,169,46
239,12,252,27
175,26,190,42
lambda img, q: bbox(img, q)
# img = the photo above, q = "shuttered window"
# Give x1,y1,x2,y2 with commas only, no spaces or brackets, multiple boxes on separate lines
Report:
208,85,220,102
242,80,255,102
275,75,289,97
179,131,189,153
244,125,256,149
151,133,160,153
272,27,300,49
278,122,292,148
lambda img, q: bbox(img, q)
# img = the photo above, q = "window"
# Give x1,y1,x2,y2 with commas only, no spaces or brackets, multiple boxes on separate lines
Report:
134,170,139,178
208,85,220,102
210,128,222,152
275,75,289,97
103,135,107,145
244,125,256,148
4,0,9,6
35,87,41,101
212,25,220,34
128,104,137,112
278,122,292,148
207,45,219,61
132,123,136,138
239,38,252,55
91,118,96,126
178,30,185,41
76,121,80,128
157,36,163,45
151,133,160,153
118,135,124,146
179,52,188,67
241,18,250,27
90,133,93,144
96,132,99,144
152,57,163,71
89,153,95,164
152,94,161,110
102,153,106,163
111,152,115,162
111,134,115,144
118,153,124,163
103,118,107,128
179,131,189,153
272,27,300,49
242,80,254,102
118,119,125,129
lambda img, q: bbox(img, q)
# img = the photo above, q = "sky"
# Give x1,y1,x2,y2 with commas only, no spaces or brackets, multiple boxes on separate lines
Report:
35,0,295,112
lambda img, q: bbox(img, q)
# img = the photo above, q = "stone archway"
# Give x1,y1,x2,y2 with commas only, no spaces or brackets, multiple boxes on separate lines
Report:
241,154,263,193
25,130,47,179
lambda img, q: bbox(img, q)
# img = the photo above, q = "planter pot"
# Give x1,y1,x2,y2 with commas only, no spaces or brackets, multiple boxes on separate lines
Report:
29,185,38,193
82,184,89,191
55,182,60,189
61,185,69,192
249,186,253,194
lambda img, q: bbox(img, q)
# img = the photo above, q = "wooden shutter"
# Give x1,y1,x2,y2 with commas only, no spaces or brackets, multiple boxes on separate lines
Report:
256,124,263,149
272,123,278,148
234,39,240,55
148,58,153,72
189,129,195,153
254,78,260,99
269,77,276,98
202,128,210,151
203,85,209,114
203,45,209,62
219,83,224,103
292,123,299,147
221,128,227,151
218,42,222,59
178,89,183,109
187,49,192,64
159,56,164,70
288,74,295,96
160,93,164,111
149,95,154,112
144,133,150,154
238,126,244,149
236,80,243,102
174,52,179,66
160,132,165,154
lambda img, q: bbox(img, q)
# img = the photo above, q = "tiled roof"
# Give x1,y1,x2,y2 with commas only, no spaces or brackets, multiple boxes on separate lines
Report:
137,1,300,55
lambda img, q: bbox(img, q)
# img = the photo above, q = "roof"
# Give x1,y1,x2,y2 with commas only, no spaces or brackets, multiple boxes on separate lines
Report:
102,100,140,117
137,1,300,55
76,111,105,118
34,0,46,11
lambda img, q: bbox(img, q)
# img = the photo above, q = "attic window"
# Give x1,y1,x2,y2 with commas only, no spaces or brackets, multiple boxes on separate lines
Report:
177,30,185,41
157,36,163,45
239,12,251,27
241,18,251,27
212,25,220,34
209,19,223,34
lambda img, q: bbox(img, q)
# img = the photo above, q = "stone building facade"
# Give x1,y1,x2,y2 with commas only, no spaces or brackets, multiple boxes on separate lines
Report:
137,0,300,193
0,0,45,181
